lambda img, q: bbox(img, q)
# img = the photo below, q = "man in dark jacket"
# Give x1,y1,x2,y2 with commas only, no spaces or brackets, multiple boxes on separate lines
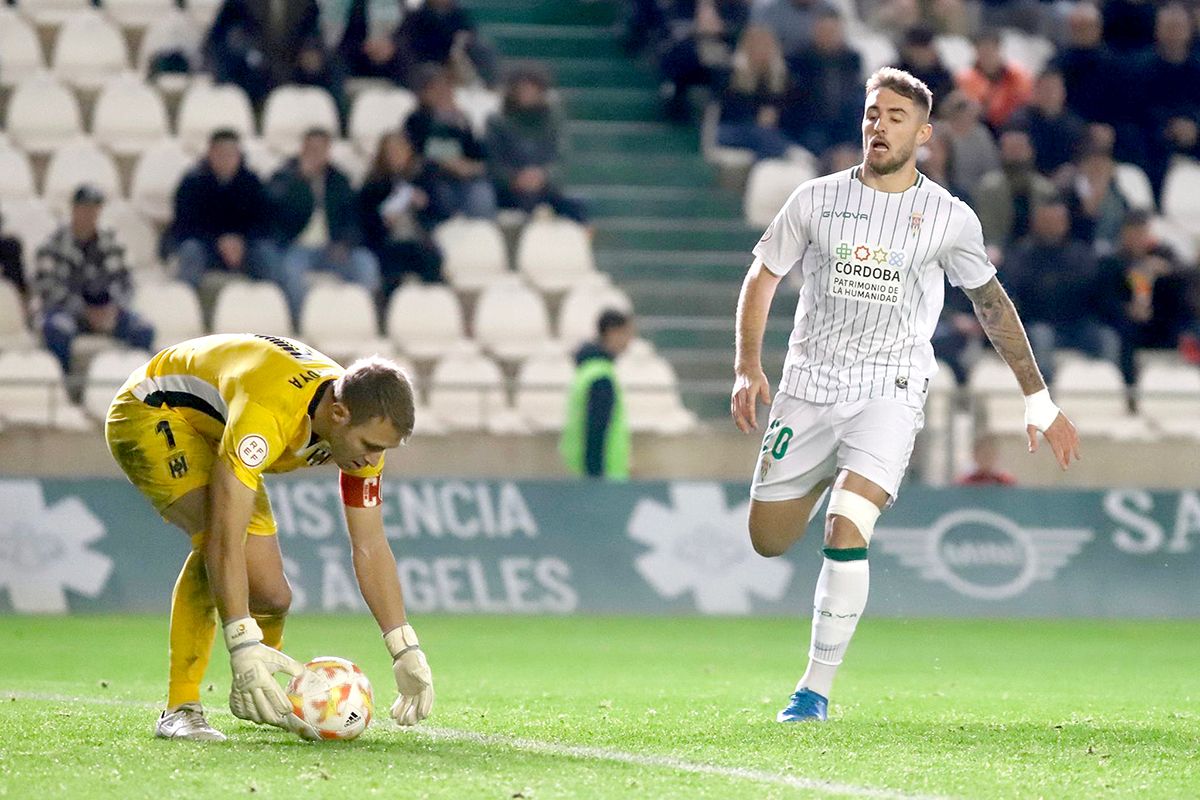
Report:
170,129,283,298
781,9,862,155
1007,69,1087,176
560,310,635,480
268,128,381,318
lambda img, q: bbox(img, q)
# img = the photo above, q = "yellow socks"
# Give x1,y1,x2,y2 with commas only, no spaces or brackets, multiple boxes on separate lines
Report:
166,549,218,709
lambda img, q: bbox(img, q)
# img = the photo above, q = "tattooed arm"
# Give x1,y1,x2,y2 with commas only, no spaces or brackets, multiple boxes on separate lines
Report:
962,276,1081,469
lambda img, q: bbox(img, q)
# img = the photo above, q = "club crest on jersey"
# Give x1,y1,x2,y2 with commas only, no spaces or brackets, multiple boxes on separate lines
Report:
909,211,924,235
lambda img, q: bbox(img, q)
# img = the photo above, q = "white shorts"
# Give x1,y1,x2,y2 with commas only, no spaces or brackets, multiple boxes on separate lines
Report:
750,393,925,504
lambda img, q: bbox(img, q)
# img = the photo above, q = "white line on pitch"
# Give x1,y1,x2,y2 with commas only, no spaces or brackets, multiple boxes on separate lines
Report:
6,692,952,800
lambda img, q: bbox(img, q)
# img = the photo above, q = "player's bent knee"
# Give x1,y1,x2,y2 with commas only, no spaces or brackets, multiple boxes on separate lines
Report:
249,585,292,618
825,489,881,547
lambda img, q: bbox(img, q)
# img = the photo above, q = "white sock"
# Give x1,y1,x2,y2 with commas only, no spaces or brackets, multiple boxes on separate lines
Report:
797,556,869,699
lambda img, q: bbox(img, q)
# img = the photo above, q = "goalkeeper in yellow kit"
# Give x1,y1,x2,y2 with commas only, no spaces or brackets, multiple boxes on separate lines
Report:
105,333,434,741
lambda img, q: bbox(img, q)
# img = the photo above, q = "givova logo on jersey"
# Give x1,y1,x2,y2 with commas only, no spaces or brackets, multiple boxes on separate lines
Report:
830,241,906,307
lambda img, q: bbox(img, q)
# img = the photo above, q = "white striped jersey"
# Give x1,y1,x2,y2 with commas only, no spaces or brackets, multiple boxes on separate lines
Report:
752,166,996,405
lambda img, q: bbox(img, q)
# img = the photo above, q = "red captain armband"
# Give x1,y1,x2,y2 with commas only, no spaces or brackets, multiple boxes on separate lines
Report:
340,473,381,508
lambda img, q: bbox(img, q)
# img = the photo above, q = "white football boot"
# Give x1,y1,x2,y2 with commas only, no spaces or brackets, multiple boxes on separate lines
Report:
154,703,227,741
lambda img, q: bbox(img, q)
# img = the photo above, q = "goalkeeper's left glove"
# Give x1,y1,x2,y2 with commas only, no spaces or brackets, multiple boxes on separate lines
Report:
384,624,434,726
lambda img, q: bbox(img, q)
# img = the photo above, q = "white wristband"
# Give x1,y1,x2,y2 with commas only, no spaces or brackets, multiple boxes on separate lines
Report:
223,617,263,652
1023,389,1060,432
384,624,420,660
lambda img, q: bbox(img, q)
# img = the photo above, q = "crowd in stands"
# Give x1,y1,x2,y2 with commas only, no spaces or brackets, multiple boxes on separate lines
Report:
627,0,1200,407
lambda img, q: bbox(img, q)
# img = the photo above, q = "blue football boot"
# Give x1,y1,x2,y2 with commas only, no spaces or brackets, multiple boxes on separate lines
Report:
776,688,828,722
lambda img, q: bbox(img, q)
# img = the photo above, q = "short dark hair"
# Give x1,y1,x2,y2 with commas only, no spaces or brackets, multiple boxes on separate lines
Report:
303,127,332,142
865,67,933,119
597,309,630,337
334,356,416,441
209,128,240,147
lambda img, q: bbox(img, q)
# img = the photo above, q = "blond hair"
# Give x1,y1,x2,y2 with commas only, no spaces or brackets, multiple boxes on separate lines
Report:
865,67,933,119
334,356,416,440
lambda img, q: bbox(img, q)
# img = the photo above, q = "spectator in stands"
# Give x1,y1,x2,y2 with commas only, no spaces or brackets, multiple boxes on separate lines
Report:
486,66,589,223
1007,69,1087,177
398,0,497,86
206,0,346,120
360,131,446,295
337,0,409,82
621,0,669,55
405,64,497,218
34,186,154,373
658,0,749,121
1103,0,1157,54
560,309,635,480
1063,124,1129,250
169,130,283,300
975,129,1057,248
751,0,833,59
268,128,382,320
955,434,1017,486
715,25,792,160
1002,198,1121,384
0,205,26,303
1133,3,1200,198
916,130,967,198
1095,211,1197,393
938,90,1001,201
897,25,956,114
955,28,1033,131
781,9,862,157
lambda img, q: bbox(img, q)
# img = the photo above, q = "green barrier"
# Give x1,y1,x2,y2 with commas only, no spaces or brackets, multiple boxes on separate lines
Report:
1,478,1197,616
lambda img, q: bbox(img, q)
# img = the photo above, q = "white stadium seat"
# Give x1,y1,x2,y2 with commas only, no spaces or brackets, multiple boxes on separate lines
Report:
1052,359,1131,436
744,158,817,228
1002,30,1055,76
177,82,256,153
43,139,122,214
5,73,83,155
82,347,152,420
348,87,417,156
515,217,596,292
137,9,202,76
556,278,633,350
210,280,292,336
433,217,510,289
131,281,204,348
1115,163,1155,212
0,198,60,269
473,282,553,361
130,138,194,224
968,356,1025,434
0,9,46,87
16,0,91,28
1139,362,1200,439
105,0,177,31
1162,158,1200,247
385,283,470,360
261,85,340,155
934,35,975,74
92,74,171,157
848,29,898,81
99,200,160,275
0,348,88,429
185,0,222,27
615,351,697,434
330,139,367,187
454,86,501,137
428,352,523,433
299,283,392,363
0,279,35,350
514,351,574,432
240,137,284,179
0,146,37,201
52,10,129,90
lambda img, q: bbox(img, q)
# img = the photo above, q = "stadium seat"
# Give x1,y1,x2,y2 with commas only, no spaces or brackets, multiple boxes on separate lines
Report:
849,30,898,81
700,101,754,170
105,0,176,31
744,158,817,228
330,138,367,187
92,74,171,157
515,217,596,292
1161,158,1200,245
43,139,122,214
615,351,697,434
99,200,159,275
0,279,35,350
0,146,37,201
0,347,89,429
5,73,83,155
15,0,91,29
177,81,256,153
1148,215,1197,266
299,283,392,363
137,9,202,81
454,86,501,137
473,282,553,361
385,283,470,360
210,280,292,336
82,347,152,420
1115,163,1155,212
968,356,1025,434
1052,359,1131,436
0,197,60,269
1139,362,1200,439
433,217,510,290
185,0,222,27
261,85,340,155
428,351,523,433
0,9,45,87
131,280,204,348
130,137,194,224
556,278,633,350
240,137,284,179
52,10,129,90
1001,30,1055,76
933,35,975,74
514,351,574,432
348,87,417,156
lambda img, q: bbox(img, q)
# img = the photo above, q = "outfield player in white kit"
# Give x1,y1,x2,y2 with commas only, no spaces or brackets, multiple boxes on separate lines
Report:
731,68,1082,722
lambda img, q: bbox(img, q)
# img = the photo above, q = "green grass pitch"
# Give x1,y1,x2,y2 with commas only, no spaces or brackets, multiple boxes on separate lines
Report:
0,615,1197,799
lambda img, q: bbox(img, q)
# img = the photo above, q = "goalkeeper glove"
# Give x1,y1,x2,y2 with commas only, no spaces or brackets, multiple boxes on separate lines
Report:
224,617,303,728
384,624,434,726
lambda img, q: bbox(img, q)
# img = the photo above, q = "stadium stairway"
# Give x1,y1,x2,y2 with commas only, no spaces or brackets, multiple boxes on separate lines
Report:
468,0,792,420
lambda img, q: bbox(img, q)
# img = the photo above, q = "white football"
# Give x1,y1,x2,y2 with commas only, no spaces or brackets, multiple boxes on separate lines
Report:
286,656,374,741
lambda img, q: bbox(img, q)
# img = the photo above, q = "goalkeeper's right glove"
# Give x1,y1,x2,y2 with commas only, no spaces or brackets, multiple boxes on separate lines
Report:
224,617,304,728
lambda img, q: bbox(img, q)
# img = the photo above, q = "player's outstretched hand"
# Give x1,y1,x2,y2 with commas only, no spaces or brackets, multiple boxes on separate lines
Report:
384,624,434,726
731,367,771,433
224,618,304,728
1027,413,1081,470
